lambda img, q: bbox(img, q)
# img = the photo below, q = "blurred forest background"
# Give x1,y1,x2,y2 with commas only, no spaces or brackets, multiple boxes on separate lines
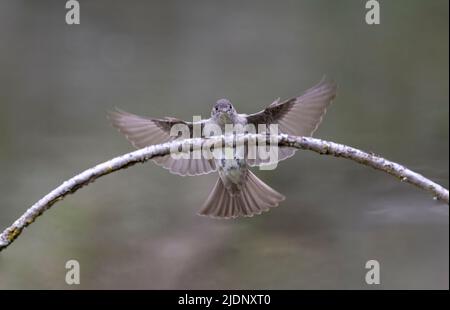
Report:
0,0,448,289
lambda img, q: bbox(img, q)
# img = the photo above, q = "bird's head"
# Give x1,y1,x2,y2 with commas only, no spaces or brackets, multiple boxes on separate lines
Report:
211,99,236,122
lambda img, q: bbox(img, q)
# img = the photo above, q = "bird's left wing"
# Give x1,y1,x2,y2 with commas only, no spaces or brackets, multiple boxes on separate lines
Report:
245,78,337,165
108,108,216,176
246,77,337,136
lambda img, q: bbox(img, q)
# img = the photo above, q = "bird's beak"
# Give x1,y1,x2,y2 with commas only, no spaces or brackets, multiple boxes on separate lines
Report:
218,111,231,122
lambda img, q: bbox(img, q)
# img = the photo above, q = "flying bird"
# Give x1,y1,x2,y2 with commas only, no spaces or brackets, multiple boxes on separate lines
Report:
108,78,337,219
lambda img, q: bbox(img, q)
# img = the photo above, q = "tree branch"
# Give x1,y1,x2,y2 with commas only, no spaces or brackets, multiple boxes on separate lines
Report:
0,134,448,252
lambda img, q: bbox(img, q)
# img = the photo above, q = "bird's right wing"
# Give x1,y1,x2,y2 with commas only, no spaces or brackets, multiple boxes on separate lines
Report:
108,108,217,176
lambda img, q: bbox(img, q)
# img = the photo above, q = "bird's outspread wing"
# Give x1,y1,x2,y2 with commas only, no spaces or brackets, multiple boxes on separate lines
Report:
108,108,216,176
246,77,337,136
245,77,337,165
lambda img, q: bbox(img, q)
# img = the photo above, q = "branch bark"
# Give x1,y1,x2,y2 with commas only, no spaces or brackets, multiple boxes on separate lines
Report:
0,134,448,252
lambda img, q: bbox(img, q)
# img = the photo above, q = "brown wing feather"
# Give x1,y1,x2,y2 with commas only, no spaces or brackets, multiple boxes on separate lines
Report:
246,77,337,136
108,108,182,148
245,78,336,166
108,108,216,176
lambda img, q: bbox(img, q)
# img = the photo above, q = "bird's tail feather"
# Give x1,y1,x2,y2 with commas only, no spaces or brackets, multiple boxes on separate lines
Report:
198,171,285,219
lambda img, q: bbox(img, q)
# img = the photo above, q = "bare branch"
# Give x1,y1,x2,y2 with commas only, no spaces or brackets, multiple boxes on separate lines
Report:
1,134,448,252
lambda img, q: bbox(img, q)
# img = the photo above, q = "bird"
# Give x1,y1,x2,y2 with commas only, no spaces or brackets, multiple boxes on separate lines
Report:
108,78,337,219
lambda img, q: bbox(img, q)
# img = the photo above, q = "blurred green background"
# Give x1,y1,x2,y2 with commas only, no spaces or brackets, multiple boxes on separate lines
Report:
0,0,448,289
